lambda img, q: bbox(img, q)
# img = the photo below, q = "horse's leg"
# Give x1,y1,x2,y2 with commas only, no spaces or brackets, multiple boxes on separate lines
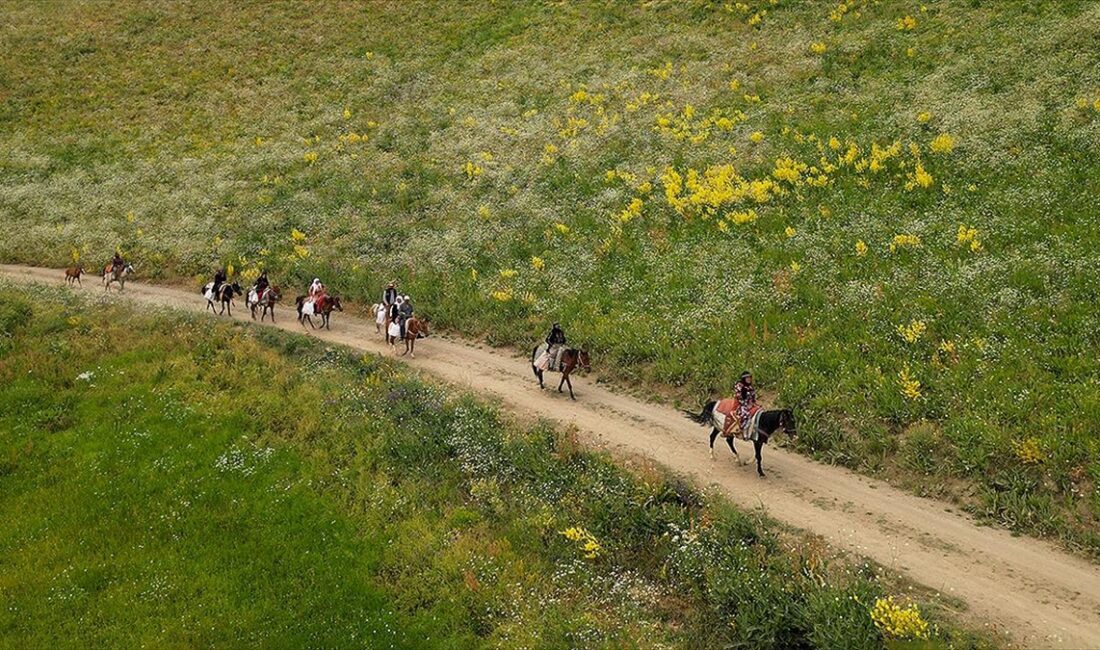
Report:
754,439,765,477
726,436,742,465
558,371,565,393
709,428,719,460
409,337,415,358
565,372,575,400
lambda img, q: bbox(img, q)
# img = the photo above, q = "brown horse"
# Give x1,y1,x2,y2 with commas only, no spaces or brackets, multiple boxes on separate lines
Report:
64,266,84,286
531,344,592,400
248,286,282,322
296,294,343,330
399,317,429,357
683,403,797,477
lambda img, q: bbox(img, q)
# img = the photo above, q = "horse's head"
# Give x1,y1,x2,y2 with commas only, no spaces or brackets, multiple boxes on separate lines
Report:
577,349,592,372
779,409,797,440
417,319,430,336
331,296,343,311
231,282,243,294
124,263,134,274
269,286,282,301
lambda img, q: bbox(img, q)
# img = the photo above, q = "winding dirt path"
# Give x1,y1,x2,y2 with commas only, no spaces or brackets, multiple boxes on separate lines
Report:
4,264,1099,648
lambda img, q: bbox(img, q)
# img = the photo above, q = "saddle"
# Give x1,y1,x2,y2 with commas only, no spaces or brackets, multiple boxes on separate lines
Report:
716,398,760,437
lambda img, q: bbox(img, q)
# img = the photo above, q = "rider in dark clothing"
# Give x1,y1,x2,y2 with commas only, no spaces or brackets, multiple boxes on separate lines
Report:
398,297,413,337
546,323,566,371
253,271,269,297
382,282,398,308
111,252,125,273
212,268,227,295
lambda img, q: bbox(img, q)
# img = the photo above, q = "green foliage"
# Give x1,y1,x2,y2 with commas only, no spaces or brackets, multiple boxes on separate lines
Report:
0,288,986,646
1,0,1098,555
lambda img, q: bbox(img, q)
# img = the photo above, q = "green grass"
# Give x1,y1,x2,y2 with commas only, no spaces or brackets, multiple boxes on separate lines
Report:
1,0,1098,555
0,286,995,647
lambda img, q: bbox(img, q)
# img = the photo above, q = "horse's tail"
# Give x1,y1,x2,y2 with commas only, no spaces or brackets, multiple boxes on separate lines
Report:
683,400,717,426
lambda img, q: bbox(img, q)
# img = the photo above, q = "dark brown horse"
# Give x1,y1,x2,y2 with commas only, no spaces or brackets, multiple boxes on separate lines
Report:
399,317,429,357
684,403,797,477
205,281,242,316
531,344,592,400
64,265,84,286
296,294,343,330
248,286,282,322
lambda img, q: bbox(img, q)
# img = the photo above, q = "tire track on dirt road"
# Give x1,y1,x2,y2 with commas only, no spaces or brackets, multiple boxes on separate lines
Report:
4,264,1098,648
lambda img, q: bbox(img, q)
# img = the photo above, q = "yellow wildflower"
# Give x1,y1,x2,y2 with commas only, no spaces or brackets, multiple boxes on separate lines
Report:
884,235,919,252
469,268,478,281
531,256,545,271
303,151,318,164
907,161,933,189
561,527,602,560
499,269,517,279
490,289,513,302
553,223,571,235
290,228,307,242
810,41,827,55
955,224,982,252
898,367,923,400
789,261,801,273
1012,437,1044,465
896,15,918,30
477,205,492,220
343,107,351,119
750,131,764,143
896,319,927,344
855,240,868,256
930,133,955,153
871,596,930,640
464,161,483,179
784,226,796,238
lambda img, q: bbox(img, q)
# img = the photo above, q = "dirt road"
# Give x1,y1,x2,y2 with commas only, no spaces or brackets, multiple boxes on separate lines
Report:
4,264,1098,648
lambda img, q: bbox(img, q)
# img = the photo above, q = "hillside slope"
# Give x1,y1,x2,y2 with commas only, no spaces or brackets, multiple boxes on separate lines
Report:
1,1,1099,551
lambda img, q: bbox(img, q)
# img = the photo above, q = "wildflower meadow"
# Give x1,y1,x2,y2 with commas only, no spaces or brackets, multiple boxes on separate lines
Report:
1,0,1098,556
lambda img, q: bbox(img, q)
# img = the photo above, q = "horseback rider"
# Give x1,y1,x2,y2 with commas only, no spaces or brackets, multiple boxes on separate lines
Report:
110,251,125,274
382,281,398,309
253,270,269,298
398,294,413,337
545,323,566,371
734,371,758,436
308,278,326,305
212,267,227,296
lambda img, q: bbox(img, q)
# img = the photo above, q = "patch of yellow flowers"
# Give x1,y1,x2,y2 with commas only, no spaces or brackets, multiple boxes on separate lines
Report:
898,366,923,400
896,319,926,344
955,224,983,252
870,596,930,640
889,234,921,252
561,526,602,560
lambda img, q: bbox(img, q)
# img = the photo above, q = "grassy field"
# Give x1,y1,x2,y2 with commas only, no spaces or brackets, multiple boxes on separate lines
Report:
1,0,1098,555
0,285,992,647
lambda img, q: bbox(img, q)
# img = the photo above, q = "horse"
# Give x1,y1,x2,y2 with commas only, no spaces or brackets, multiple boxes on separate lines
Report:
399,317,429,357
683,402,797,478
530,343,592,400
64,265,84,286
247,285,282,322
296,294,342,330
205,281,242,316
102,263,133,291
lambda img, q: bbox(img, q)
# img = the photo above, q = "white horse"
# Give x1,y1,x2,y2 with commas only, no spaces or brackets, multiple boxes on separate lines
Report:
102,263,134,292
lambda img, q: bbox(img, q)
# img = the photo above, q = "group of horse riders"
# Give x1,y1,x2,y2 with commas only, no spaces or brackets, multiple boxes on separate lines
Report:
380,280,416,339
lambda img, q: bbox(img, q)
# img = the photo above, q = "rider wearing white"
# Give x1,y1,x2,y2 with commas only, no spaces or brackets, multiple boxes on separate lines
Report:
546,323,566,371
308,278,325,302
